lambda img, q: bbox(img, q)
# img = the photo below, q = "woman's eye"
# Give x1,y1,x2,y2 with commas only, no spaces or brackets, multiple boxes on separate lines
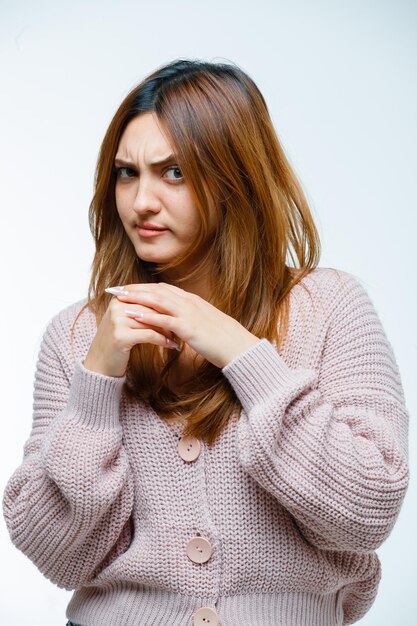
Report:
113,165,183,182
113,166,136,178
164,166,184,182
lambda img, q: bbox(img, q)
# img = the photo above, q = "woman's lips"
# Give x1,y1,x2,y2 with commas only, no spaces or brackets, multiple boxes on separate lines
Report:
137,226,168,238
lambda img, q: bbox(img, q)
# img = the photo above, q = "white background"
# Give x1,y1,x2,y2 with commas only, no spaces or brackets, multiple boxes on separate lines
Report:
1,1,416,624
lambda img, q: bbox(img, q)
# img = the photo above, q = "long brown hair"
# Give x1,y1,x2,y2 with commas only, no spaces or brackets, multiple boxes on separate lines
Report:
72,59,321,446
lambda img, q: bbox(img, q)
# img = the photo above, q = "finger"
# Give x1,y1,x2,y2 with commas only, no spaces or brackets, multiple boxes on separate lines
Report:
117,283,190,300
124,309,176,340
154,282,189,298
117,289,179,315
125,309,179,336
132,327,182,351
121,282,189,300
109,294,158,315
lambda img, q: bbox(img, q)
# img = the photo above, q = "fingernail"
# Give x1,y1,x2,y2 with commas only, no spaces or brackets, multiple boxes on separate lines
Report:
166,338,181,351
105,286,129,295
125,309,144,318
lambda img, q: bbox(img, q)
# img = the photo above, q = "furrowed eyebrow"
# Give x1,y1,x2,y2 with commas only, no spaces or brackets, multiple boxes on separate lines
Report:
114,154,178,168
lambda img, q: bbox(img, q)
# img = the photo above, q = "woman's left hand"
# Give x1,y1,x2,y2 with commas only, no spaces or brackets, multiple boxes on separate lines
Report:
112,282,261,368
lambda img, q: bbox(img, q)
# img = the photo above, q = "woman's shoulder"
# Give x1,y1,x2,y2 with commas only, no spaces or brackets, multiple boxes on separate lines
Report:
38,296,97,366
46,296,94,332
292,265,365,293
289,266,371,314
280,266,383,370
283,266,375,348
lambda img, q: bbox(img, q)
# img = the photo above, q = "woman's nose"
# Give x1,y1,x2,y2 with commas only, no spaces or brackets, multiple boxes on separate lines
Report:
132,178,161,214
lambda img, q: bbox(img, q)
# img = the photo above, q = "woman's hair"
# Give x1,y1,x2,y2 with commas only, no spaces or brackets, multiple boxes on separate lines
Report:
72,58,321,446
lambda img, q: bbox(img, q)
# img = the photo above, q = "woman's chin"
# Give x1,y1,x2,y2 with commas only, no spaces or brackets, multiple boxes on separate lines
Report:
136,251,176,265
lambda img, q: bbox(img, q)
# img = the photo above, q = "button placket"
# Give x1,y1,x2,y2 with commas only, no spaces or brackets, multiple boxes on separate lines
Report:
164,419,219,623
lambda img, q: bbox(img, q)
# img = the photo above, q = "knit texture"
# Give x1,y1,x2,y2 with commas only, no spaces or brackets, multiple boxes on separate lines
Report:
2,267,409,626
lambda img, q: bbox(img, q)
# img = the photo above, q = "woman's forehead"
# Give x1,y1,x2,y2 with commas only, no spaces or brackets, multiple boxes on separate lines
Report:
117,113,175,163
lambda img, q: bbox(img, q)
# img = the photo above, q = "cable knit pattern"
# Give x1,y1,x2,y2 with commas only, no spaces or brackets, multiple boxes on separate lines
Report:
2,267,409,626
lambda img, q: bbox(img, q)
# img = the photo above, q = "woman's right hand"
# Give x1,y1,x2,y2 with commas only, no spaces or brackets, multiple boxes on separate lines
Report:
83,294,179,377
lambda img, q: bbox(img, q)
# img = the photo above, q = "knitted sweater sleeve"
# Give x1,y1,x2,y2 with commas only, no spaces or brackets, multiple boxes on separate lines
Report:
2,313,134,589
222,272,409,553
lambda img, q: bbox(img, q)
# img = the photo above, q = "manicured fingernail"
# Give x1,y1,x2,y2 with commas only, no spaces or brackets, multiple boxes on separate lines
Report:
125,309,144,319
166,338,181,351
105,286,129,295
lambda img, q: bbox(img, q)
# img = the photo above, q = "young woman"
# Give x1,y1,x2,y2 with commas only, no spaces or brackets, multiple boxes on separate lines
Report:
3,59,409,626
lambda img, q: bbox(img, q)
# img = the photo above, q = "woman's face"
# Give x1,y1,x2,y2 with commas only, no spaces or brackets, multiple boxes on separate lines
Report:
114,112,217,275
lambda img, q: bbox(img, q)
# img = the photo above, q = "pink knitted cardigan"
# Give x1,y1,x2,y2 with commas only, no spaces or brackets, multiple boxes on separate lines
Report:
3,267,409,626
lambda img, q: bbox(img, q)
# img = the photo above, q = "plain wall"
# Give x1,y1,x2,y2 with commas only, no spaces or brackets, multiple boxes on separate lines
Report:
1,1,416,624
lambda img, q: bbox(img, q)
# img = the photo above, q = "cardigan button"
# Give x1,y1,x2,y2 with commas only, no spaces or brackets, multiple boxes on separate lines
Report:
186,536,213,563
192,606,219,625
177,435,201,462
